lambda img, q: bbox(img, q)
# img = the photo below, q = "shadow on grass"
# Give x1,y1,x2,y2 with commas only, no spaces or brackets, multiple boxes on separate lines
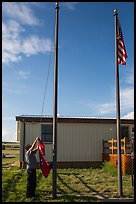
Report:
2,170,25,202
57,174,81,194
56,172,109,202
56,172,106,202
75,175,107,200
25,171,123,202
55,194,99,202
32,192,99,202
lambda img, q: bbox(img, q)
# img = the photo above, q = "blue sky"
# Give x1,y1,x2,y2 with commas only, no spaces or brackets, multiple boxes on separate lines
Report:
2,2,134,142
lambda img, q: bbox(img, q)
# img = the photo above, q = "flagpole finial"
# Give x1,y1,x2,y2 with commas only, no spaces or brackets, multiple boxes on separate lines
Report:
114,9,118,13
56,1,59,9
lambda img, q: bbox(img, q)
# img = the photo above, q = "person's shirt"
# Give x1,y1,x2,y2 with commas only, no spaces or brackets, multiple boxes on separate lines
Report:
25,149,39,170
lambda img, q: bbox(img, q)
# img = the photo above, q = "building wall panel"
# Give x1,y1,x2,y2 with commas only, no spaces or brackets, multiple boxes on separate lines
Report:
19,122,24,161
19,120,134,164
57,123,117,162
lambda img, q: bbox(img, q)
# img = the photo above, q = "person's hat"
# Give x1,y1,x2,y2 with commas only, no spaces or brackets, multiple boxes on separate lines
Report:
25,144,31,149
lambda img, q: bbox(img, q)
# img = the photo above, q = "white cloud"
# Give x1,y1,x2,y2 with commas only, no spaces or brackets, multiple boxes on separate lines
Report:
2,116,17,142
97,102,115,115
86,85,134,116
126,72,134,85
120,87,134,110
18,70,30,79
22,36,52,56
2,20,23,39
61,2,77,10
85,101,115,116
2,128,17,142
3,81,23,94
2,20,53,64
122,112,134,119
3,117,15,121
2,2,39,26
124,68,134,85
95,69,134,116
96,87,134,116
2,2,53,65
2,52,21,64
2,20,23,64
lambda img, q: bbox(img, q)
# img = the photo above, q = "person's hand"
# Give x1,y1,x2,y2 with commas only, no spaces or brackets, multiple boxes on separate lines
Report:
36,137,39,141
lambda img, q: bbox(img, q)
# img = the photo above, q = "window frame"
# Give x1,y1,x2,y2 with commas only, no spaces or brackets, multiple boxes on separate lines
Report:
41,123,53,143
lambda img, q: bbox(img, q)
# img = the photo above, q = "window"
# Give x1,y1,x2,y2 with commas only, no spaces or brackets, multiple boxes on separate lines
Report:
121,126,129,139
41,124,53,143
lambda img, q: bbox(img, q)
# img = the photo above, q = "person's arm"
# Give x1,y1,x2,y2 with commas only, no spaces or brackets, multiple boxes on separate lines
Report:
32,144,39,154
29,137,39,152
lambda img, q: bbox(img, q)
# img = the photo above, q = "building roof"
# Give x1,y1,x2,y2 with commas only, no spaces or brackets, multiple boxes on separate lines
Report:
15,115,134,124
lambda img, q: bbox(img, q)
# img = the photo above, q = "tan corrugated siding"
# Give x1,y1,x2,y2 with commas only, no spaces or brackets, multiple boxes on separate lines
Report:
25,122,41,145
17,121,21,141
57,123,117,162
18,120,134,163
19,122,24,161
44,144,52,161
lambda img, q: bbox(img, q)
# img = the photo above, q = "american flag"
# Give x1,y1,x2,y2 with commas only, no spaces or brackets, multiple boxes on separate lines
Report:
38,139,51,178
117,15,127,65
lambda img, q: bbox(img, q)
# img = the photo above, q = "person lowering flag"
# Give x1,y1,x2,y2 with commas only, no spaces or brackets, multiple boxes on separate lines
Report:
25,137,40,198
25,137,52,198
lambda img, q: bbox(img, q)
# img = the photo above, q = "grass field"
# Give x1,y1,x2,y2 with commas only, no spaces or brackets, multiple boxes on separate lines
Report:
2,143,19,171
2,143,134,202
2,149,19,155
2,148,19,165
2,157,19,165
2,162,134,202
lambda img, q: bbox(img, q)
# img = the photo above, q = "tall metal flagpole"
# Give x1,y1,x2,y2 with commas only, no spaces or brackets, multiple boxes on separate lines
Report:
114,9,123,197
52,1,59,199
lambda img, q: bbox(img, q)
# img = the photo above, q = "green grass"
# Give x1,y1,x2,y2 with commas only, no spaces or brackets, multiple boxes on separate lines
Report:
2,157,19,164
102,161,118,175
2,149,19,155
2,162,134,202
2,149,19,165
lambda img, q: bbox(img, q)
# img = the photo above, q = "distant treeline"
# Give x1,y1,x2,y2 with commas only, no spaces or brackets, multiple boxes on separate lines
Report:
2,142,19,144
2,142,20,149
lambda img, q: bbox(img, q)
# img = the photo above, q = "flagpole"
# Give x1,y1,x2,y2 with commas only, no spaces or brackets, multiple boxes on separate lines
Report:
52,1,59,199
114,9,123,197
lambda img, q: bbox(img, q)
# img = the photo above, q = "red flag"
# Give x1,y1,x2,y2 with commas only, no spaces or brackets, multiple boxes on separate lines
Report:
38,139,51,178
117,14,127,65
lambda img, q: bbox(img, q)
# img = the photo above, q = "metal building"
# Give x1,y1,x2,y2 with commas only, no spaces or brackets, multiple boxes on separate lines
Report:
16,115,134,168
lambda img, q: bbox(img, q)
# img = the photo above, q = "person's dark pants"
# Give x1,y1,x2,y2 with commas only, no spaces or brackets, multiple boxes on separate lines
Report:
26,169,36,198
